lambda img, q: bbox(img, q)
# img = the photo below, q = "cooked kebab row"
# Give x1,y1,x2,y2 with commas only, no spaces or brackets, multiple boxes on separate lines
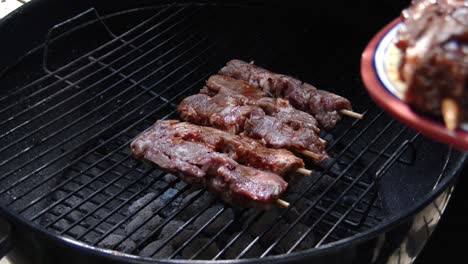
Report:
131,60,361,208
179,75,328,162
219,59,362,129
131,120,289,208
203,75,320,133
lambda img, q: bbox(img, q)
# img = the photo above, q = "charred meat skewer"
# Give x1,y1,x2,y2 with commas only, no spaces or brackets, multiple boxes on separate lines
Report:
131,120,289,209
203,75,320,133
179,93,328,162
219,59,362,129
156,120,307,176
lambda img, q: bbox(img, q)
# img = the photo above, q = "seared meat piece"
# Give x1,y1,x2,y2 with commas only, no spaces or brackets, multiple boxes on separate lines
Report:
178,94,328,162
245,109,328,162
131,120,288,207
166,121,304,176
219,60,352,129
205,74,267,99
178,93,256,134
395,0,468,121
204,75,320,133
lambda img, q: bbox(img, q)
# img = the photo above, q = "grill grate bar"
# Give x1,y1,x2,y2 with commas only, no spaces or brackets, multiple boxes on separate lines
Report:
190,112,373,260
41,8,129,73
258,117,399,258
0,31,201,174
322,111,370,151
329,172,375,191
227,112,387,260
75,171,173,241
73,158,142,192
68,167,136,205
37,156,138,223
57,167,155,236
11,57,215,213
316,197,383,227
192,208,251,260
1,3,449,261
0,10,199,147
146,196,218,257
90,152,151,177
286,126,410,253
34,62,220,242
103,185,195,248
367,148,415,165
0,3,179,109
187,113,368,259
168,206,227,259
212,212,261,260
433,146,452,190
316,133,420,247
1,37,212,197
88,56,178,109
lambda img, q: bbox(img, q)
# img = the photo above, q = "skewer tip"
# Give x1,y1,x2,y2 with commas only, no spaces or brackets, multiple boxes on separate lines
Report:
300,150,321,161
276,199,290,208
319,138,327,145
339,109,364,119
296,167,312,176
442,98,459,130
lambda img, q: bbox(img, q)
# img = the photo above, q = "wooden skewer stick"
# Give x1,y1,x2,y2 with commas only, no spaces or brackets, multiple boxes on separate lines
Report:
442,98,460,130
340,109,363,119
300,149,322,161
276,199,290,208
296,168,312,176
319,138,327,145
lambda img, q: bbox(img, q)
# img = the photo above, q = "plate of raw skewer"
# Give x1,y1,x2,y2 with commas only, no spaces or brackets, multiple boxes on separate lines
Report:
361,15,468,150
131,59,363,209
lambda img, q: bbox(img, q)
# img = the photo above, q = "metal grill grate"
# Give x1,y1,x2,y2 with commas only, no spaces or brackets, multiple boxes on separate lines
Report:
0,3,456,261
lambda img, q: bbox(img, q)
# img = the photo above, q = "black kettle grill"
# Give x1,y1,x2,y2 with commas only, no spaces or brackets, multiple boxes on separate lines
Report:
0,1,466,263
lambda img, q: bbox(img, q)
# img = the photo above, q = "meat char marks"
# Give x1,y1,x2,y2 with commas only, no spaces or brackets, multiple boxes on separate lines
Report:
131,120,288,208
179,76,328,162
178,92,256,135
205,75,320,133
174,121,304,175
395,0,468,120
219,59,352,129
131,59,357,208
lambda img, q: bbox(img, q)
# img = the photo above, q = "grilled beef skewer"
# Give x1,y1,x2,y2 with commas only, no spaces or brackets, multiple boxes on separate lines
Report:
178,93,328,162
219,59,360,129
203,75,320,133
131,120,288,208
157,120,306,176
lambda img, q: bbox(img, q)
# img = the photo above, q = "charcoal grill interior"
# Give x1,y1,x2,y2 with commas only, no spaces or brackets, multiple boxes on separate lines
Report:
0,2,465,261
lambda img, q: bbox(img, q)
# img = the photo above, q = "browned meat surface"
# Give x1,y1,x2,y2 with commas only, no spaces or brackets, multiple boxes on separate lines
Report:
206,74,267,99
179,93,328,161
204,75,320,132
178,93,256,134
219,60,352,129
131,120,288,207
395,0,468,118
244,109,327,162
164,120,304,176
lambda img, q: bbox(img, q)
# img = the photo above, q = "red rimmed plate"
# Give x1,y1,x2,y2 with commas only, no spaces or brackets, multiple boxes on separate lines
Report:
361,17,468,150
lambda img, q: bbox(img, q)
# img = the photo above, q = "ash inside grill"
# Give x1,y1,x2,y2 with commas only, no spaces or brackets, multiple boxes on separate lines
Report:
29,138,332,257
24,116,387,260
0,2,462,262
